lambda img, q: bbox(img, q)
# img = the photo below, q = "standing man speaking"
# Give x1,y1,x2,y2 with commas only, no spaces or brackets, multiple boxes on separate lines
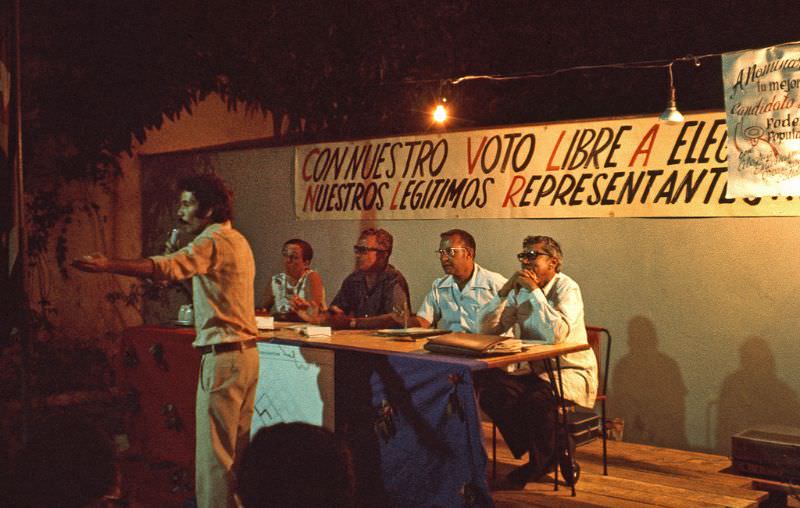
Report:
73,173,258,508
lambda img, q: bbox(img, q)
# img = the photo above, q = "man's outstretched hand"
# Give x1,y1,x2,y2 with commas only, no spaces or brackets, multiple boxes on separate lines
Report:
71,253,109,273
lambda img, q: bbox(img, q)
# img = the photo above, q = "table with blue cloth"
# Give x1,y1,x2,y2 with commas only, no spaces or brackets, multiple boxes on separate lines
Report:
253,329,588,507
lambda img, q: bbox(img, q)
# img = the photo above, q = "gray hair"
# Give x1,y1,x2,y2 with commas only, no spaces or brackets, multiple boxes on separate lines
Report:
360,228,393,255
523,235,563,272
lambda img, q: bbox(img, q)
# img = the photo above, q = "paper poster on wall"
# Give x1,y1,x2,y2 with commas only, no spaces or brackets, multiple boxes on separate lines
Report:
723,42,800,197
294,112,800,220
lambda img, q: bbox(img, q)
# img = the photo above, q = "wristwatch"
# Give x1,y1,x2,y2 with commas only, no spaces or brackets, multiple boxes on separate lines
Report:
349,318,358,329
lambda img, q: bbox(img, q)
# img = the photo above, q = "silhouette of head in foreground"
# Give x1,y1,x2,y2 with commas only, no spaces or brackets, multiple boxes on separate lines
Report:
237,422,355,508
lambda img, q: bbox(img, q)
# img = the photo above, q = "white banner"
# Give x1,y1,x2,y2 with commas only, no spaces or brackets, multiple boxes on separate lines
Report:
294,112,800,220
723,42,800,197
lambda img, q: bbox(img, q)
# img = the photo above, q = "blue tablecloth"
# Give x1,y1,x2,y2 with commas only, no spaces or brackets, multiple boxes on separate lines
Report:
334,350,493,507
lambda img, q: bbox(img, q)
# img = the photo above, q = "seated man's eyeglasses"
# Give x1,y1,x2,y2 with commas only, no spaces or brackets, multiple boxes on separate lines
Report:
353,245,386,254
517,250,550,262
435,247,469,258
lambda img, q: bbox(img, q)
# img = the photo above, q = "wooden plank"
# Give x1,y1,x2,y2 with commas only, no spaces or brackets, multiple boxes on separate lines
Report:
263,329,431,354
486,438,765,501
484,422,751,484
494,484,651,508
479,341,590,368
494,471,760,508
575,473,760,507
752,477,800,495
574,442,763,494
575,439,732,475
263,329,588,368
483,423,768,506
576,458,766,502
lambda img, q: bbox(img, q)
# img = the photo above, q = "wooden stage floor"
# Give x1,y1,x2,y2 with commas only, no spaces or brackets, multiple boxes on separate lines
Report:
484,422,796,507
111,422,797,507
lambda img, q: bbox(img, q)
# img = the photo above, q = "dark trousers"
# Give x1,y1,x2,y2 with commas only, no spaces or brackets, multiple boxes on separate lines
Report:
475,369,558,472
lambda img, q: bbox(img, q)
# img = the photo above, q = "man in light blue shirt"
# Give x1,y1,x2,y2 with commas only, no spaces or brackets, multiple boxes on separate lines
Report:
410,229,506,333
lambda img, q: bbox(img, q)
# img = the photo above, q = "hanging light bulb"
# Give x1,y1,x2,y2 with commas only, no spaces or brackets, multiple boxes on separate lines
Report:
659,62,684,125
433,98,448,124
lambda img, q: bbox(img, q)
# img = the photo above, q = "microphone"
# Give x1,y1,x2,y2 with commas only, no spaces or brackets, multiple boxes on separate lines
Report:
165,228,179,254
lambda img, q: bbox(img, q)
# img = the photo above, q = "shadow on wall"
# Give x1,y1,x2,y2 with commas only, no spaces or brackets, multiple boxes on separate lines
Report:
611,315,689,450
713,336,800,456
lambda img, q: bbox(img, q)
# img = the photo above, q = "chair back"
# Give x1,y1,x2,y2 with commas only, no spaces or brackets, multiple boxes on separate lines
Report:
585,326,612,399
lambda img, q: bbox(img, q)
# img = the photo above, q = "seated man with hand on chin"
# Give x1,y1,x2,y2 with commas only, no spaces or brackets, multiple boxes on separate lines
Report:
476,235,597,486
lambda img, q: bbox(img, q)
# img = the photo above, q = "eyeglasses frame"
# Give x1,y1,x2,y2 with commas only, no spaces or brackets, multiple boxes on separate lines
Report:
516,250,550,262
435,247,470,258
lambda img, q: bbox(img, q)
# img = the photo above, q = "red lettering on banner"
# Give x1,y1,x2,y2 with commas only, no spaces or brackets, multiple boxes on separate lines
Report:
502,175,526,207
466,137,487,175
302,149,319,181
546,131,566,171
389,181,402,210
629,124,659,167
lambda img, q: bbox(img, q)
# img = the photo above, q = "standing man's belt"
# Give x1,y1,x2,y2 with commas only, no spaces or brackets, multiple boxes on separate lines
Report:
196,339,258,355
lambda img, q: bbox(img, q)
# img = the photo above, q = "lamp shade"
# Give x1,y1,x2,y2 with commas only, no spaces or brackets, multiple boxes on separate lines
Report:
659,100,684,124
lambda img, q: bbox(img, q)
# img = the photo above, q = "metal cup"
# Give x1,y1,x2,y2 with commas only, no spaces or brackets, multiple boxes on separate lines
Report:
178,304,194,323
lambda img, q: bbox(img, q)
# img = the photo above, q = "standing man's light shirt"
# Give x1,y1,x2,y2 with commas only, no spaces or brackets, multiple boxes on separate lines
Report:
150,221,257,347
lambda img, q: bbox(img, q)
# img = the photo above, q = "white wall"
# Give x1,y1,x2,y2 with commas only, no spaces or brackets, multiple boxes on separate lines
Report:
187,143,800,455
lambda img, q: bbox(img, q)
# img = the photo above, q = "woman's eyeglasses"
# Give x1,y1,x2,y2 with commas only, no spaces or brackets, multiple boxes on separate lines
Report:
517,251,549,262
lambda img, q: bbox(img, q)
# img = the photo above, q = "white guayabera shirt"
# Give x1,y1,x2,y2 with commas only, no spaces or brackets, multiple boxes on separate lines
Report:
478,271,598,408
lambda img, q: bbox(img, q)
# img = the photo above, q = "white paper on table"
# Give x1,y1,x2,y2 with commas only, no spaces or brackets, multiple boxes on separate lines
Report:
301,325,332,338
255,316,274,330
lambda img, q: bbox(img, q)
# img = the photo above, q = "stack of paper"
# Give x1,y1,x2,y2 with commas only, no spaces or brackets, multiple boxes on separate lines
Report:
301,325,332,337
255,316,274,330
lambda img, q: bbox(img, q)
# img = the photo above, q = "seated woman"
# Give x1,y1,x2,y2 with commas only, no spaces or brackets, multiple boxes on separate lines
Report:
263,239,326,321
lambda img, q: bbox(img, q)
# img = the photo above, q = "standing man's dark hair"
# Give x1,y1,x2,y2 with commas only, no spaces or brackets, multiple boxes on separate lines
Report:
179,173,234,223
237,423,355,508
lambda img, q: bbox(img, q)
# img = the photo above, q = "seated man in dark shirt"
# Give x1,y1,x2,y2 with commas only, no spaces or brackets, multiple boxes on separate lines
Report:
296,228,410,329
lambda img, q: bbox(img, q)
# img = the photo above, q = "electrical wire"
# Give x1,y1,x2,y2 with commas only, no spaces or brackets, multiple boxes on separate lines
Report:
394,40,800,88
